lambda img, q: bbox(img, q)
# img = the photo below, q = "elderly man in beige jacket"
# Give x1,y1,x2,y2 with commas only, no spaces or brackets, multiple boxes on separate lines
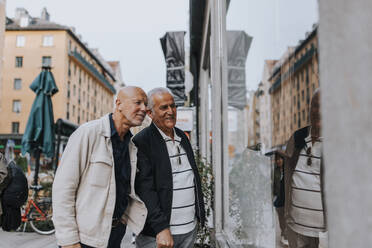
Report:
53,86,148,248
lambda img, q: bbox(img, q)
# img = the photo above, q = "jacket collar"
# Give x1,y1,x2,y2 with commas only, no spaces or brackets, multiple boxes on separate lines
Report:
100,114,112,138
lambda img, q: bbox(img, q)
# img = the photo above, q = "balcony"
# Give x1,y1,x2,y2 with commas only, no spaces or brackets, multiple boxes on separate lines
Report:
294,47,316,73
69,51,116,94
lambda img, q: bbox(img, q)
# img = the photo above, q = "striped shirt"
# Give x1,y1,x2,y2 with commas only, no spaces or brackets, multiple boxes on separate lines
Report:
288,135,325,237
155,125,196,235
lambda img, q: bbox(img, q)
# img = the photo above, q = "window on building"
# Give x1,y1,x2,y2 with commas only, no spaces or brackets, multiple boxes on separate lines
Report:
73,85,76,96
302,90,304,101
301,70,304,82
303,110,306,121
78,88,81,104
68,40,72,51
73,105,75,117
66,103,70,120
11,122,20,134
42,56,52,67
67,81,71,98
294,113,296,123
68,61,71,77
14,78,22,90
15,56,23,67
16,35,25,47
42,35,54,47
12,100,21,113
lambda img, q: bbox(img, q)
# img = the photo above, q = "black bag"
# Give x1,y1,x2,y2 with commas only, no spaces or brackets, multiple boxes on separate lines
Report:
0,205,21,231
1,161,28,231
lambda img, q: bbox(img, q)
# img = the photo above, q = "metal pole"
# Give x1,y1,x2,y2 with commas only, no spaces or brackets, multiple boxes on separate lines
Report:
211,0,228,234
33,149,40,186
54,119,61,173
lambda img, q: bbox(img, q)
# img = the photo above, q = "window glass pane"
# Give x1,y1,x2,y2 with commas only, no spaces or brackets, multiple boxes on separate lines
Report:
12,100,21,113
42,56,52,67
16,35,25,47
43,35,54,47
15,56,23,67
14,79,22,90
12,122,20,134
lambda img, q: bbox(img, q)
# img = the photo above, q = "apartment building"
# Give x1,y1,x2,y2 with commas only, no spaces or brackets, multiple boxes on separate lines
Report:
269,25,319,147
0,8,117,137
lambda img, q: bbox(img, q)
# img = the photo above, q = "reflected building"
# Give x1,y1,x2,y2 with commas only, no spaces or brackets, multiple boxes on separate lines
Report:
257,60,277,154
269,25,319,148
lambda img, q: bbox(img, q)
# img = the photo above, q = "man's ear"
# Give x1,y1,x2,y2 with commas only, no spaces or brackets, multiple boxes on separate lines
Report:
147,109,153,119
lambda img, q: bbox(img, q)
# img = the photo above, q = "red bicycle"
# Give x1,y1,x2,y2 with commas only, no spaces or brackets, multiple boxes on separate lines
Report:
19,184,54,235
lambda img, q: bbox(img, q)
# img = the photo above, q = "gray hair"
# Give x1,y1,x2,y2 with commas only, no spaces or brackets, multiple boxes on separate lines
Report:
147,87,174,110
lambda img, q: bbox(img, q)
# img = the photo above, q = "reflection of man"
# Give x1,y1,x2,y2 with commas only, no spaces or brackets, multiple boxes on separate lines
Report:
134,87,205,248
284,89,325,248
53,86,148,248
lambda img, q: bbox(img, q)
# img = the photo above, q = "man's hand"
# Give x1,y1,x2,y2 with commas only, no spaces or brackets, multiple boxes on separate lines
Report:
156,228,174,248
62,243,81,248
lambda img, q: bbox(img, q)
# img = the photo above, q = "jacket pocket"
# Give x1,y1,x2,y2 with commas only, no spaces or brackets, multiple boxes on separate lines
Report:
88,156,112,187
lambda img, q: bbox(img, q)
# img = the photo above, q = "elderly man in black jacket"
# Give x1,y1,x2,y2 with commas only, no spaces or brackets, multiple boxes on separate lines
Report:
134,87,205,248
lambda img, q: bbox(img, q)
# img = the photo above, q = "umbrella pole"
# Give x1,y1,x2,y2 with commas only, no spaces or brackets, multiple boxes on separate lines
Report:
33,149,40,186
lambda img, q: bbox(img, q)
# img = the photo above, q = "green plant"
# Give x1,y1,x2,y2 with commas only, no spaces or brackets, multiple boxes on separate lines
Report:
195,155,214,247
15,156,28,173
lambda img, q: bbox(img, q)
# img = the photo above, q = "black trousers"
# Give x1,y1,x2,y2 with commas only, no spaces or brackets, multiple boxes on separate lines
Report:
59,223,127,248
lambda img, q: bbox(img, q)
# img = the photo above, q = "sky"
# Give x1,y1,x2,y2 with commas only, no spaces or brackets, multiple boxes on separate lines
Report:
6,0,318,92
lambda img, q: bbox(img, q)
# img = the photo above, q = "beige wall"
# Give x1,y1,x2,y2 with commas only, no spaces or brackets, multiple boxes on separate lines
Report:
0,0,5,113
0,29,115,134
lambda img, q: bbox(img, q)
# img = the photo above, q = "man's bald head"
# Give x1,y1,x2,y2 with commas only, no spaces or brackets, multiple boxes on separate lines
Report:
116,86,146,102
114,86,148,128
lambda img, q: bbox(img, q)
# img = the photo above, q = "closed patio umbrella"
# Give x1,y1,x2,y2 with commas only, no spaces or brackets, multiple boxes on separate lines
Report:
21,67,58,186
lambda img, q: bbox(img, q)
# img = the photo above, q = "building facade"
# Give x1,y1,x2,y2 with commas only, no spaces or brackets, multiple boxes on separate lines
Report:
247,90,260,149
269,26,319,147
0,8,116,136
0,0,5,109
257,60,277,153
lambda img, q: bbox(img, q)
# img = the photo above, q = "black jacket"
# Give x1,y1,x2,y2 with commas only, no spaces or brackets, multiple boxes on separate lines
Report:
133,123,206,237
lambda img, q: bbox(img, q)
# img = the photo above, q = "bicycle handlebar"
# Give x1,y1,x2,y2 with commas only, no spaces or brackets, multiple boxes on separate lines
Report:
30,184,43,190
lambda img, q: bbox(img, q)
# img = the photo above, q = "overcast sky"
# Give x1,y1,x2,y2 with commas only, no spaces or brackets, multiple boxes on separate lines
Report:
6,0,318,92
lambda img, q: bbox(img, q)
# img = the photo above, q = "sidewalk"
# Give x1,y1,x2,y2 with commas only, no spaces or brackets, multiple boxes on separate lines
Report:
0,229,135,248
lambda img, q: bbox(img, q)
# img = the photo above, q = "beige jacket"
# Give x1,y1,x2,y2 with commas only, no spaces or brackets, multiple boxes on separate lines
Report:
52,114,147,248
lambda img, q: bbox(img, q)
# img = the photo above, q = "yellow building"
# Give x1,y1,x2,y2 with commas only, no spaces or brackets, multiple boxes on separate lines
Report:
0,0,5,103
0,8,116,137
269,25,319,147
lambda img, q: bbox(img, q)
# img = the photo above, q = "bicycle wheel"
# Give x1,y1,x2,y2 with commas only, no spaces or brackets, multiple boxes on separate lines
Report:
29,197,55,235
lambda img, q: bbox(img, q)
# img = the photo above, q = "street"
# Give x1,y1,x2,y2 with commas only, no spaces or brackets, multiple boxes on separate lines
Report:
0,229,135,248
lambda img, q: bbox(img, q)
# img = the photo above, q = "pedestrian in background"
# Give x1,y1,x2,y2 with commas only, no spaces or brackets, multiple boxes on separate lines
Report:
284,89,325,248
134,87,205,248
53,86,148,248
273,151,288,246
0,153,9,226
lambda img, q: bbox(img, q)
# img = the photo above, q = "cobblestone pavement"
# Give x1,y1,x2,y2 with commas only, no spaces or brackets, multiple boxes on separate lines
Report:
0,229,135,248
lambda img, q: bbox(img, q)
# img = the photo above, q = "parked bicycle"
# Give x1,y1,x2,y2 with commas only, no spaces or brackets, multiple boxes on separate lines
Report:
19,184,54,235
